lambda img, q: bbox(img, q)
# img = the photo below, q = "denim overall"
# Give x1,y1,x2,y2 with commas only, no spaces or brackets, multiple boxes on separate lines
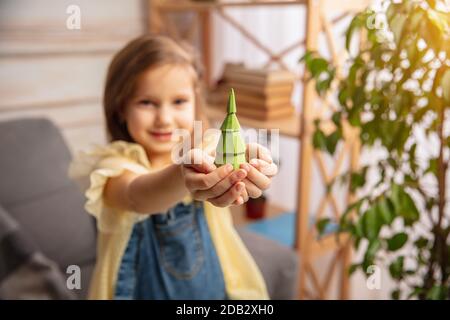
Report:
114,201,227,300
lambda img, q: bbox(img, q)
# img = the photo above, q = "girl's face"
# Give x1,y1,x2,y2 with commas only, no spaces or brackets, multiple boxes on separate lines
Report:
125,63,196,161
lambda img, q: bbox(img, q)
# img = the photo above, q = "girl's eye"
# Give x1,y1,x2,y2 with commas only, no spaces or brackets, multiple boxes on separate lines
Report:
174,98,187,106
138,99,156,107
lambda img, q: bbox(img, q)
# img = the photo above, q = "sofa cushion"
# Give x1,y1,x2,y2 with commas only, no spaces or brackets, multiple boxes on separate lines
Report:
6,184,96,268
0,118,96,271
0,118,74,207
237,228,298,299
0,204,76,299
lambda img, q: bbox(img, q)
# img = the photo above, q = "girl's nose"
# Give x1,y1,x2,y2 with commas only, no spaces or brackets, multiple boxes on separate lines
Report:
155,104,172,126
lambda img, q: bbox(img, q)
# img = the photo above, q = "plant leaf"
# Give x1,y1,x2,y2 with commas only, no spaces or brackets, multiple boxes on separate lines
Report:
389,256,404,280
375,196,395,226
414,237,429,249
325,130,341,154
316,218,331,235
390,184,420,226
426,285,446,300
387,232,408,251
441,69,450,104
349,263,360,275
313,129,327,151
391,289,401,300
363,207,381,240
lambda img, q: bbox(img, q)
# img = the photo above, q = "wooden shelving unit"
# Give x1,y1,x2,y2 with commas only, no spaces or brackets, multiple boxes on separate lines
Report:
205,103,301,138
148,0,369,300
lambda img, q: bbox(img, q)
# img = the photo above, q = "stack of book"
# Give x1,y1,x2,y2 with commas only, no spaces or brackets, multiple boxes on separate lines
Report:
211,63,296,121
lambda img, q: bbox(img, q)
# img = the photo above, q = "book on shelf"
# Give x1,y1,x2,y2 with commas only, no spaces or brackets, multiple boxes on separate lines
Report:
206,63,297,120
208,91,292,110
236,92,292,109
237,104,295,121
227,81,294,97
205,91,296,121
209,83,293,107
222,63,296,87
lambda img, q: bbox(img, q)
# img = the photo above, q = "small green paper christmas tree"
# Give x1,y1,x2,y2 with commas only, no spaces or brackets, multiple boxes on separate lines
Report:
215,88,247,170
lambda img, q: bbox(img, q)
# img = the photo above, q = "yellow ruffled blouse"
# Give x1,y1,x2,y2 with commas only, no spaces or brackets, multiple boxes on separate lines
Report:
68,140,268,300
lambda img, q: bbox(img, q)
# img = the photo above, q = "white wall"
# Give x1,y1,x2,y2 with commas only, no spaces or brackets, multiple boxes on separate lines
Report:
0,0,145,154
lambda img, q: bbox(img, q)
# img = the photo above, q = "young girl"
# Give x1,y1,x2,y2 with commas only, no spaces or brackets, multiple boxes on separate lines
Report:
69,35,278,300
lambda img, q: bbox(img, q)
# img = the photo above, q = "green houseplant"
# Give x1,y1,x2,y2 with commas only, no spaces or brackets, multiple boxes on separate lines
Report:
301,0,450,299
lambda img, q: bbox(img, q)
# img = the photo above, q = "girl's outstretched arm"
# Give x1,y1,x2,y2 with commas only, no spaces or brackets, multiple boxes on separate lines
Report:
103,148,248,215
104,163,188,215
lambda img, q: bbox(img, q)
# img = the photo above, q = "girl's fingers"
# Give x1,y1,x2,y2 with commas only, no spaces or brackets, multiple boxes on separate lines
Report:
240,163,271,191
232,196,244,206
242,186,249,203
185,163,233,191
235,184,249,204
242,178,263,199
209,181,245,207
232,187,248,206
249,159,278,177
183,148,216,173
193,168,247,200
246,143,273,164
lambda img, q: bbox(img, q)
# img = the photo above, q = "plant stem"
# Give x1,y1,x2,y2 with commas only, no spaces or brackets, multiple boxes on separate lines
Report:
436,95,448,288
437,106,446,227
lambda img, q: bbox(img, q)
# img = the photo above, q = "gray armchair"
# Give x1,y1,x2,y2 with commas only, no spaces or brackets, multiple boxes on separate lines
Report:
0,118,96,299
0,117,298,299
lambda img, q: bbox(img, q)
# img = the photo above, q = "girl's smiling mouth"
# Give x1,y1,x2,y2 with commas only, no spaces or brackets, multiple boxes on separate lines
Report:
149,130,173,141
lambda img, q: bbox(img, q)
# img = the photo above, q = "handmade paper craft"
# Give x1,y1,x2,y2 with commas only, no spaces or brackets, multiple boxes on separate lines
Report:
215,88,247,170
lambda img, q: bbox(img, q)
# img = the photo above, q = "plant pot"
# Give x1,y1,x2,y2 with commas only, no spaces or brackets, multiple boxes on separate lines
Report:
245,194,267,220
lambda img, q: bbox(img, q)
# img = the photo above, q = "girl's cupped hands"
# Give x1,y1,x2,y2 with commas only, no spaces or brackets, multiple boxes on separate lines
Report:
181,143,278,207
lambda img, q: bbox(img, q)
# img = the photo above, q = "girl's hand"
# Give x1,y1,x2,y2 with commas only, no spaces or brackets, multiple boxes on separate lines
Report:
233,143,278,204
181,149,249,207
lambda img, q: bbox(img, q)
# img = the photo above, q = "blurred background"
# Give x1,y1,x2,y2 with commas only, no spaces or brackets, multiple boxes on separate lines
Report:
1,0,448,300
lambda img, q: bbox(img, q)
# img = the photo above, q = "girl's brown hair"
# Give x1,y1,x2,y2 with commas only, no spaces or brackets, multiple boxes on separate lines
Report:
104,35,207,142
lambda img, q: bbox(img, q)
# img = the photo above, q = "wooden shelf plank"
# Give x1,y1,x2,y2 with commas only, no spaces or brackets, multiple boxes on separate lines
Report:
205,103,301,139
310,233,349,257
156,0,307,11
